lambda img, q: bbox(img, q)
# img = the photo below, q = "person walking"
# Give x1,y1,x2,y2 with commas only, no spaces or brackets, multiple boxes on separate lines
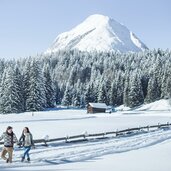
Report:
0,126,18,163
19,127,34,162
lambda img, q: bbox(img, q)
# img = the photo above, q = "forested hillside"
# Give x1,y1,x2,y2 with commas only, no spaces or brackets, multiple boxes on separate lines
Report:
0,49,171,113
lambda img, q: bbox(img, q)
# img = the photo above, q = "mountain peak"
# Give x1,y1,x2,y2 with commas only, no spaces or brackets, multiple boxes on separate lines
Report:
45,14,148,54
83,14,110,24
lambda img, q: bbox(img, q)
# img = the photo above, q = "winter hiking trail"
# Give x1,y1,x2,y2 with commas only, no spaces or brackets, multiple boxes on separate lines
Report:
1,128,171,169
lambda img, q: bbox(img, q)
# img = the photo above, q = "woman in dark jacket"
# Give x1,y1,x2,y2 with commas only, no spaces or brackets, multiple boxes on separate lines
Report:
19,127,34,162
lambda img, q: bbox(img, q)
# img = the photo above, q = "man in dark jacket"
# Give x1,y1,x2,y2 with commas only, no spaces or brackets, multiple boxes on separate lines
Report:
0,126,18,163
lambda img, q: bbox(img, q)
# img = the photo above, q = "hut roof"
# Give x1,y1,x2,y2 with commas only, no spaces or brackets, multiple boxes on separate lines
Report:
89,103,107,109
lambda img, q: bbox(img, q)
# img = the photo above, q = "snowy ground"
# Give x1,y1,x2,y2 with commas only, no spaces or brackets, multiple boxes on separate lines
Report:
0,99,171,171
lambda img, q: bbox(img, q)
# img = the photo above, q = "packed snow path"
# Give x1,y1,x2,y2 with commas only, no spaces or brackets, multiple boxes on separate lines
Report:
1,128,171,169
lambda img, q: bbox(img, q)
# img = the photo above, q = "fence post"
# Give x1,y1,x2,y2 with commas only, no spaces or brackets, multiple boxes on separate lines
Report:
147,125,149,132
103,132,106,138
65,135,69,142
43,135,49,146
84,131,88,139
139,126,141,132
44,140,47,146
116,129,118,136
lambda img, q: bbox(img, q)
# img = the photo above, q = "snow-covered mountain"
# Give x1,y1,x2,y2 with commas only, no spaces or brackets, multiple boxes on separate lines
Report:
45,14,148,54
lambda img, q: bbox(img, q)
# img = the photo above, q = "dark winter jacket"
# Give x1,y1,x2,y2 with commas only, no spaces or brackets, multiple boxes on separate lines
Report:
0,132,18,147
19,133,34,147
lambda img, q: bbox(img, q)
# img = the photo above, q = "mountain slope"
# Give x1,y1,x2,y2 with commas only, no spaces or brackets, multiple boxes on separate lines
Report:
45,14,148,54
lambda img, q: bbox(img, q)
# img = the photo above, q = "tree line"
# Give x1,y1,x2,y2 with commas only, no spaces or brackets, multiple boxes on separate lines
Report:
0,48,171,114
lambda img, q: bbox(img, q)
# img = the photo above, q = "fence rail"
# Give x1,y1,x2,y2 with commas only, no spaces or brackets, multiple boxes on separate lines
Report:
0,122,171,146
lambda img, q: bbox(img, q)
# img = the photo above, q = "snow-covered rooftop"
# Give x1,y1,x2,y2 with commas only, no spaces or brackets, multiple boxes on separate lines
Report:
89,103,107,109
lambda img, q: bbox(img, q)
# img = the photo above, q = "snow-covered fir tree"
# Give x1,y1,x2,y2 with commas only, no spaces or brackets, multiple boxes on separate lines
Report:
0,66,23,113
127,71,144,108
25,59,46,111
85,83,97,105
62,84,72,107
72,92,81,107
98,83,107,104
43,65,55,108
145,74,161,103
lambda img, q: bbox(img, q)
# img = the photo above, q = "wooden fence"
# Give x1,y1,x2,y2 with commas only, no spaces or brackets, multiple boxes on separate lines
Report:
0,122,171,146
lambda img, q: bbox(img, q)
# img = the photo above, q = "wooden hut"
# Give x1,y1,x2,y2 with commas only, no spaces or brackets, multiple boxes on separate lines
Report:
87,103,107,114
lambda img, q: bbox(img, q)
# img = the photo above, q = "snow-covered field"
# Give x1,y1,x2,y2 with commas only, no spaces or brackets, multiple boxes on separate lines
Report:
0,99,171,171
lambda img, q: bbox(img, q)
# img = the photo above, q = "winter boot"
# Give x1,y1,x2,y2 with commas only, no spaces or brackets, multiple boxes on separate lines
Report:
21,157,25,162
27,157,30,162
6,158,9,163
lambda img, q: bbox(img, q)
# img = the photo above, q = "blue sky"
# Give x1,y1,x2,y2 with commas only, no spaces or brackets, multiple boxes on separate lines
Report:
0,0,170,59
